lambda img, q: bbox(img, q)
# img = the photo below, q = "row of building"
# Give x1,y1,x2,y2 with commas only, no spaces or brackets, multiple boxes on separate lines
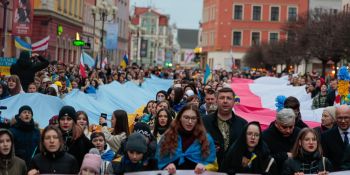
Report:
2,0,350,70
200,0,350,72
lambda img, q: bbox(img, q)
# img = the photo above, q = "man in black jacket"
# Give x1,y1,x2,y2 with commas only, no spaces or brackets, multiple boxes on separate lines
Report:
322,104,350,171
341,144,350,170
10,51,49,92
262,108,300,173
202,87,247,169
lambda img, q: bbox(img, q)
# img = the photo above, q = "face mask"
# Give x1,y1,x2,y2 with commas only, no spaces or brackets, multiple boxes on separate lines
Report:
157,96,165,101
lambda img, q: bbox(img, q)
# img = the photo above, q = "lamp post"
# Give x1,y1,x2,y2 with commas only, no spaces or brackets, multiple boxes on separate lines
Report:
1,0,9,57
91,1,117,62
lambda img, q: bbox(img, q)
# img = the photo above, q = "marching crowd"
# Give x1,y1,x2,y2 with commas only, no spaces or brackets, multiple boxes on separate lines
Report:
0,51,350,175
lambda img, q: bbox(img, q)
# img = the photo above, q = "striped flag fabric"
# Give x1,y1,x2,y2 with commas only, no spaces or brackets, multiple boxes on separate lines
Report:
14,37,31,51
204,63,212,84
79,53,87,78
120,53,129,69
32,36,50,51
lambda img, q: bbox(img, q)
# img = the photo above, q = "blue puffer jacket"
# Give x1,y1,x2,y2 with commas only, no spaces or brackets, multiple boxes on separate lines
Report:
9,116,40,167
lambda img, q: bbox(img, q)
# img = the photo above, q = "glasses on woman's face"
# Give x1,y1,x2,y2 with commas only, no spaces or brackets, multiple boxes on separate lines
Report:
247,132,260,138
182,115,198,122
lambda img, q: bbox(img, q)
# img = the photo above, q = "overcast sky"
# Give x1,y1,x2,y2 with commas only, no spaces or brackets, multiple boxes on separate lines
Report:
130,0,203,29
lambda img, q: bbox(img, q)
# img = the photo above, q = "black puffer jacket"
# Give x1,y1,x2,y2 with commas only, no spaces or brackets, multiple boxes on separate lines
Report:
30,151,79,174
282,152,333,175
10,51,49,92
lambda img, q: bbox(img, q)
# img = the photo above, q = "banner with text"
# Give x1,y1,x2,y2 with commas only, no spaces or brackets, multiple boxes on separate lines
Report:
0,57,17,76
12,0,34,36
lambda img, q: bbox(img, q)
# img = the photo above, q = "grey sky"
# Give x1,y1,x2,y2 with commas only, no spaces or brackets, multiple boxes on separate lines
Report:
130,0,203,29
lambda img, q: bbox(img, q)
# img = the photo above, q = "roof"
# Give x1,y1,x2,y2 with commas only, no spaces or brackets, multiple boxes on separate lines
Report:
177,29,199,49
131,7,169,26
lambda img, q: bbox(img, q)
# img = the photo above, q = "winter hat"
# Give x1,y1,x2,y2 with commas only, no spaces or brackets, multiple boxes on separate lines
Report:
133,122,152,139
126,133,148,153
58,106,77,122
18,105,33,115
80,153,102,174
323,106,336,120
49,115,59,125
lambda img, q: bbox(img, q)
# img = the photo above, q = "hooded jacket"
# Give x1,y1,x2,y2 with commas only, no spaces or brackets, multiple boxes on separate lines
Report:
10,51,49,92
9,115,40,167
0,129,27,175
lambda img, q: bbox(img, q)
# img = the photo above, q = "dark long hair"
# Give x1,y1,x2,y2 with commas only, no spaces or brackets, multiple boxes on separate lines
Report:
221,121,270,173
112,110,130,136
160,104,210,158
0,81,9,100
153,109,172,136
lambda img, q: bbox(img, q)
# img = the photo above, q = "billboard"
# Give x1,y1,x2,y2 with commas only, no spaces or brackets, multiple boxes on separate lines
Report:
12,0,34,36
105,22,118,50
140,38,148,58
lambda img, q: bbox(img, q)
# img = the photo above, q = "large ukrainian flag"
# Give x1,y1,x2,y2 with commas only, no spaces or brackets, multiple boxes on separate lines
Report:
204,63,212,84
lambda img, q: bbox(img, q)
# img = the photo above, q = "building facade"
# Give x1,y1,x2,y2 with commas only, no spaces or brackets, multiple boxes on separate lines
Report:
32,0,84,64
176,29,199,67
130,7,171,66
201,0,309,70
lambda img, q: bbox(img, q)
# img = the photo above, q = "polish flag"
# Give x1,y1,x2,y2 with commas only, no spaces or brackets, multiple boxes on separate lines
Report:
79,53,87,78
32,36,50,51
231,77,320,130
101,57,108,69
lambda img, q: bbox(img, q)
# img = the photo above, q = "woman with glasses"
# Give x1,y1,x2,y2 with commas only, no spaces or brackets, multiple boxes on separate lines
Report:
221,121,277,174
282,128,333,175
156,104,217,174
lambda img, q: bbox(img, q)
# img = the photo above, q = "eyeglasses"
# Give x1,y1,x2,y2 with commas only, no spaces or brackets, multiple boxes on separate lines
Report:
247,132,260,138
182,115,198,122
337,116,350,121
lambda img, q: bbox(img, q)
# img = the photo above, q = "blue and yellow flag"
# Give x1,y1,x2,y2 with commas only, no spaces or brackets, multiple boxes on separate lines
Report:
204,63,212,84
120,53,129,69
14,36,31,51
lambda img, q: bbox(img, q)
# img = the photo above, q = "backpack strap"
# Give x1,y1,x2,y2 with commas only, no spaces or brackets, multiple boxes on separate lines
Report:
322,156,326,172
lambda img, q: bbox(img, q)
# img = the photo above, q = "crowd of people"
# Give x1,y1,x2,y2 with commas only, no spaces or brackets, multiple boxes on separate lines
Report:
0,51,350,175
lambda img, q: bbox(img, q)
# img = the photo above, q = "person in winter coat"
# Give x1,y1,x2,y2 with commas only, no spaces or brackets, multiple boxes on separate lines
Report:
262,108,301,173
0,129,27,175
76,111,92,139
79,150,102,175
58,106,94,167
152,108,172,142
284,96,308,129
9,105,40,167
282,128,333,175
314,106,336,137
28,125,79,175
100,109,129,153
107,133,158,174
156,104,217,174
221,122,277,175
10,51,49,92
90,132,115,174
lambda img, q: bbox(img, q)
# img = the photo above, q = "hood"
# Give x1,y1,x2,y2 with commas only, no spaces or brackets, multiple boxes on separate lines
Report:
17,51,32,69
101,149,115,162
0,129,14,159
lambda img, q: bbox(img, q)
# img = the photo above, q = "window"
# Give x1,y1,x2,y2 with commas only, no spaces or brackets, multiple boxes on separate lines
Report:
233,31,242,46
288,7,297,21
74,0,78,16
234,5,243,20
269,33,279,43
251,32,260,45
287,31,296,41
252,6,261,21
270,7,279,21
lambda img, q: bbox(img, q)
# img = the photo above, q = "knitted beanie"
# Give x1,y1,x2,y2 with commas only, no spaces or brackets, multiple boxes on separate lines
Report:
58,106,77,122
126,133,147,153
323,106,336,120
18,105,33,115
80,153,102,174
133,122,152,139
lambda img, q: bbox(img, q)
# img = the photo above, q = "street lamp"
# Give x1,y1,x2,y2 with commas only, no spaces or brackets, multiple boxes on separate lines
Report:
1,0,10,57
91,1,117,62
